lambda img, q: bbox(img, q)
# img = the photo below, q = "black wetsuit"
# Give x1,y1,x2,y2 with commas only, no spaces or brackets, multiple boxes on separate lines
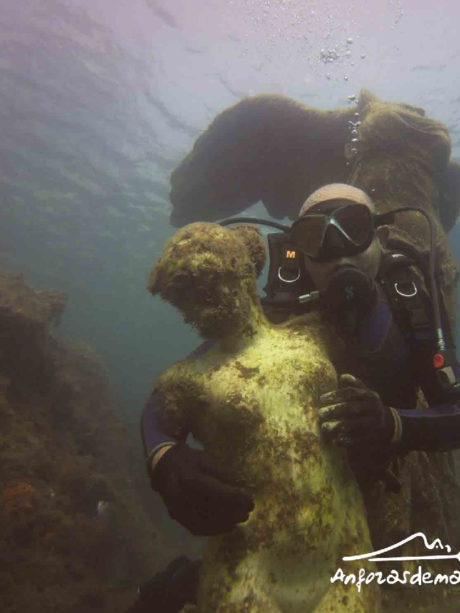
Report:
141,281,460,460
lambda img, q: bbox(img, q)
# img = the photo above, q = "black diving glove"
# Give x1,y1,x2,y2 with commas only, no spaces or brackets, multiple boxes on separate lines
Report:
318,373,402,492
318,373,397,447
125,555,201,613
149,443,255,536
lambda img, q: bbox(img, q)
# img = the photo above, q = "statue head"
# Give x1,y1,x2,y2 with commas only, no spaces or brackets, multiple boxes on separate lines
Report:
148,222,267,339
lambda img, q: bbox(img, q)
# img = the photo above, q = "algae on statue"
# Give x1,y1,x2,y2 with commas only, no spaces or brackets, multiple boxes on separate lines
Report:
148,222,381,612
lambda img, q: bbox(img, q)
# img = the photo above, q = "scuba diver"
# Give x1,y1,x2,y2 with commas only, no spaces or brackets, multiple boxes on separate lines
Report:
128,183,460,613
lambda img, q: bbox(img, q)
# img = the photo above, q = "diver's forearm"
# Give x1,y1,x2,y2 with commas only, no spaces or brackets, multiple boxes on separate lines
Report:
150,442,176,471
396,403,460,452
141,389,180,458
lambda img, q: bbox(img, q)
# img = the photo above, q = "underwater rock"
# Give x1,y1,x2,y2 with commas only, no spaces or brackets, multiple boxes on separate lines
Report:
0,268,160,613
169,89,459,237
169,94,353,226
438,158,460,234
35,288,69,326
0,268,68,338
0,269,71,397
149,222,381,612
2,481,36,515
0,269,54,332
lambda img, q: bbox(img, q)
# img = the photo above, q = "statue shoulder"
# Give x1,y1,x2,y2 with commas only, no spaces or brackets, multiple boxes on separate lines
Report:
278,310,330,335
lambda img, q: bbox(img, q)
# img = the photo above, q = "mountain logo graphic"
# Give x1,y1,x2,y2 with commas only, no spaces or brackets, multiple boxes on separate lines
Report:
343,532,459,562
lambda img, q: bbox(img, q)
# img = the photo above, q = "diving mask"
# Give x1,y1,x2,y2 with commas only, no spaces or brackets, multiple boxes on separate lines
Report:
291,200,388,262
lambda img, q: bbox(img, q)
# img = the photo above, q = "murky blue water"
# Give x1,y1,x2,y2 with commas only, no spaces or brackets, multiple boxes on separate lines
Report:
1,2,459,610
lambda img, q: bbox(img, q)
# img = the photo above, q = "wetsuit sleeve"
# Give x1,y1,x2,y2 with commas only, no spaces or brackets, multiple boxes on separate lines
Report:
397,402,460,452
397,346,460,452
140,339,217,459
140,388,185,458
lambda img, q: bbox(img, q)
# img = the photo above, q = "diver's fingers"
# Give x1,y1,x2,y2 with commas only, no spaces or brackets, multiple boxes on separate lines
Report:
198,452,253,490
320,420,342,441
320,386,376,405
320,416,381,446
184,469,255,515
339,373,367,389
318,401,375,423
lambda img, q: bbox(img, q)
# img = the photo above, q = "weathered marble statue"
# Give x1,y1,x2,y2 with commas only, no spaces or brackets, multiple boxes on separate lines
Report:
148,222,381,612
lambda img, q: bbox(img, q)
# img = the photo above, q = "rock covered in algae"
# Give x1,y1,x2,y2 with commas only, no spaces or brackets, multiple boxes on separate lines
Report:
148,222,381,612
0,268,160,612
168,89,460,236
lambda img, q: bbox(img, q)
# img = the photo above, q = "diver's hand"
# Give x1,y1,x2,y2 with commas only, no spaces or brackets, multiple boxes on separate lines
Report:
150,443,255,536
318,374,398,448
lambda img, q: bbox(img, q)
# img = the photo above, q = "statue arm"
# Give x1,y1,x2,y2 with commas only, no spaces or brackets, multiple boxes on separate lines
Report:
140,339,217,468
